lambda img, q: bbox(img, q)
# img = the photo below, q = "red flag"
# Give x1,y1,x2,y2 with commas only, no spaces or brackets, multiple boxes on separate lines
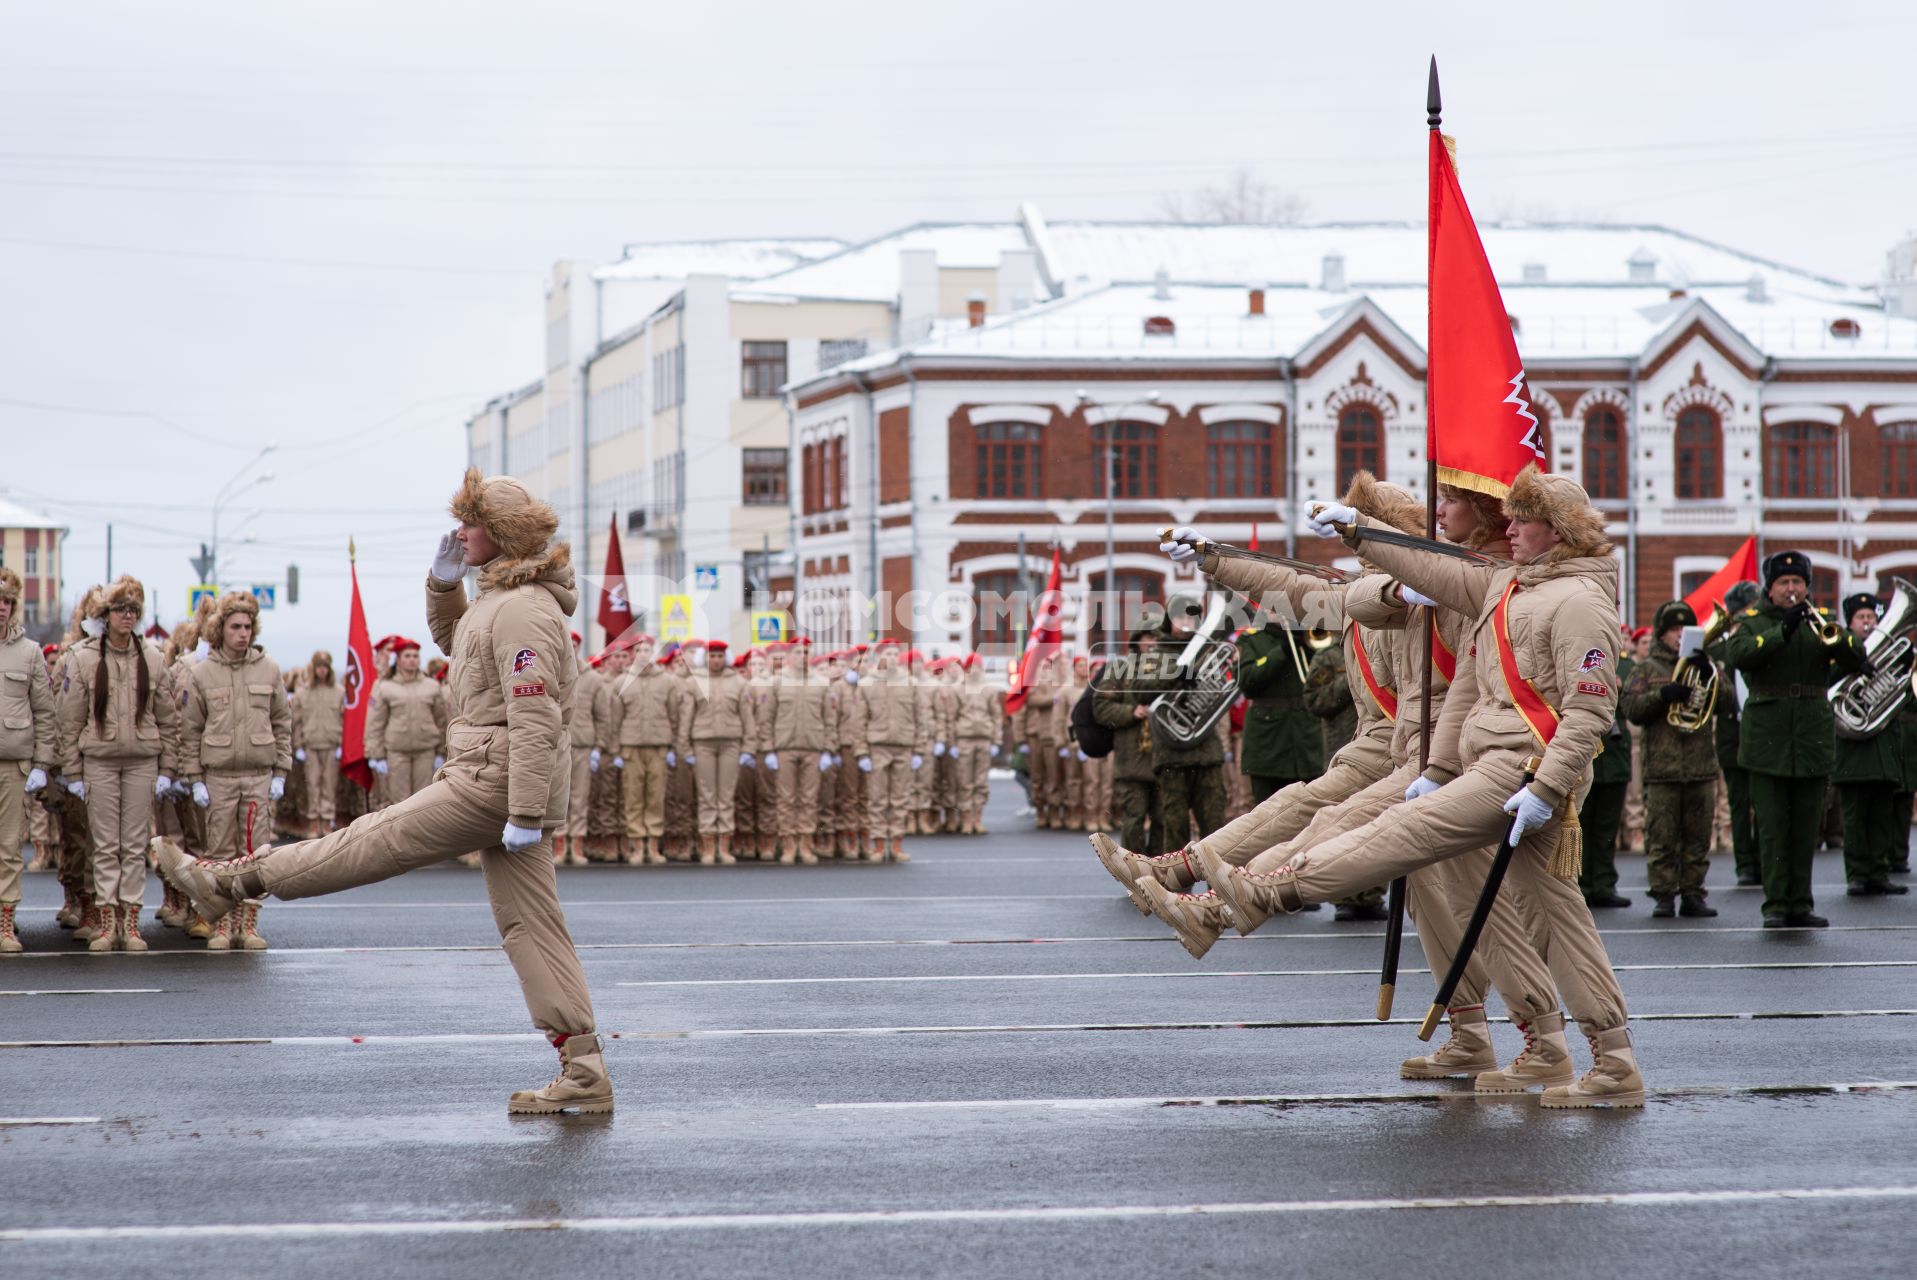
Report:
597,515,635,644
1429,129,1545,498
1249,521,1260,553
1682,537,1759,622
1006,546,1064,715
338,546,377,791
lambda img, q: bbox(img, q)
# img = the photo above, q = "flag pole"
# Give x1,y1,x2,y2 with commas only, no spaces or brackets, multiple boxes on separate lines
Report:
1378,56,1443,1023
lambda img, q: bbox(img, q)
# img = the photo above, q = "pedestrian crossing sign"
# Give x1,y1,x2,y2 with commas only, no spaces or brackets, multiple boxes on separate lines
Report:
660,594,694,641
752,612,787,644
189,583,218,613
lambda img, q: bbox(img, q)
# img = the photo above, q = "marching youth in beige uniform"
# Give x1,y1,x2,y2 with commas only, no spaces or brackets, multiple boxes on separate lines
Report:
682,639,752,863
56,576,183,952
0,568,57,954
845,639,928,862
608,634,671,865
1153,466,1642,1109
157,469,611,1114
927,657,962,832
179,591,291,950
734,648,778,859
559,630,611,867
366,636,447,810
952,654,1002,834
291,651,345,838
770,637,830,864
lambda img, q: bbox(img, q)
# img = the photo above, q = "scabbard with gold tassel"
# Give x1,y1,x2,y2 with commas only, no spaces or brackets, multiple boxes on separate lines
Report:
1416,755,1544,1041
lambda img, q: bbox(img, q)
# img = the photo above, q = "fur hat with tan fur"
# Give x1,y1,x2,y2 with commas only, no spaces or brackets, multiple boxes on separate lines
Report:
448,467,570,590
0,567,20,607
1501,464,1612,559
1344,471,1423,537
94,575,146,620
211,590,261,643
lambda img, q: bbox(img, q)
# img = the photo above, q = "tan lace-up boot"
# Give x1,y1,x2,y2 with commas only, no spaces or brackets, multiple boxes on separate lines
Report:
508,1032,614,1115
797,834,819,866
150,836,269,924
88,904,121,952
119,905,149,953
0,903,22,954
1541,1025,1645,1109
73,900,100,943
1474,1011,1576,1094
715,834,736,865
1401,1005,1497,1079
696,835,716,865
1136,880,1231,959
184,914,213,940
238,902,269,951
206,909,234,951
888,836,910,864
1199,846,1304,935
56,884,82,929
156,885,184,929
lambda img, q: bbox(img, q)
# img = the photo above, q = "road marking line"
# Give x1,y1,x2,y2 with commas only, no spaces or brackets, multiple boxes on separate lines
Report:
8,1185,1917,1241
614,959,1917,988
8,1009,1916,1050
0,1117,104,1126
15,893,1110,913
0,989,163,997
818,1080,1917,1111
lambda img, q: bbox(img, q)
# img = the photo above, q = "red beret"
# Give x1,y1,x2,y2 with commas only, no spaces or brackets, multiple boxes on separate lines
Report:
391,636,421,653
706,639,728,653
570,630,582,644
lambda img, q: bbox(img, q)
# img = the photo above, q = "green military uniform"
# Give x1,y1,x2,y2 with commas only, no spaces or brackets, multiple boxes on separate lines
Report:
1303,641,1356,761
1142,642,1227,851
1093,638,1161,855
1579,648,1635,908
1709,581,1762,884
1620,602,1720,915
1894,700,1917,875
1833,592,1912,896
1234,624,1324,805
1724,560,1867,924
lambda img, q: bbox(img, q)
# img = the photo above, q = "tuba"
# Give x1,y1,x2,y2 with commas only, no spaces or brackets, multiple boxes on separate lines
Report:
1832,578,1917,739
1666,605,1734,732
1148,591,1240,747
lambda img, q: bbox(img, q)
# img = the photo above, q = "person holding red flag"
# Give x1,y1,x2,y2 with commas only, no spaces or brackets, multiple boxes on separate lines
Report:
1007,547,1067,828
155,469,611,1116
597,514,634,645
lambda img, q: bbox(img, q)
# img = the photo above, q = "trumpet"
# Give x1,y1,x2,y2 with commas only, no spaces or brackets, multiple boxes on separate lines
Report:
1808,610,1846,646
1279,624,1341,684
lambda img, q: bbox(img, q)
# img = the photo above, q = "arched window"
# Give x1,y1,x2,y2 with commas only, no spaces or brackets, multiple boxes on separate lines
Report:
1674,406,1723,500
1336,403,1385,491
1085,569,1165,641
1096,421,1159,498
972,570,1029,651
975,422,1042,498
1882,423,1917,497
1766,422,1837,498
1583,405,1627,499
1206,421,1275,497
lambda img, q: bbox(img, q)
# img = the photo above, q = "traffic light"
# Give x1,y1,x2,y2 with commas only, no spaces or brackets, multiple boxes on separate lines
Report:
286,563,300,606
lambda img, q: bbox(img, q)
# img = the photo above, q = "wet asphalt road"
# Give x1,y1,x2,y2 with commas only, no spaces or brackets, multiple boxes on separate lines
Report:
5,783,1917,1279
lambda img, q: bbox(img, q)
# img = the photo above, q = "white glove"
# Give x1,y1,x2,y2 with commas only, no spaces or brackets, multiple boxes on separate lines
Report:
666,750,677,769
1503,785,1555,846
1057,746,1070,758
857,755,873,773
990,743,1001,759
67,779,86,800
612,755,625,770
25,767,47,794
1399,584,1439,609
589,748,602,774
501,821,543,852
430,529,466,584
269,776,285,801
1306,501,1357,539
1076,748,1089,762
739,751,756,768
294,748,307,763
1223,749,1234,764
433,755,444,771
370,758,389,776
685,752,697,766
843,669,860,685
910,754,923,771
822,754,836,773
1160,525,1204,564
764,752,779,772
334,746,342,760
192,781,210,808
933,741,946,758
154,774,174,800
1404,775,1443,803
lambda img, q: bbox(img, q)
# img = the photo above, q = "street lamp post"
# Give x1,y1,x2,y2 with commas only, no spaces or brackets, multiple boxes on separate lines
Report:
1077,390,1160,649
207,443,278,588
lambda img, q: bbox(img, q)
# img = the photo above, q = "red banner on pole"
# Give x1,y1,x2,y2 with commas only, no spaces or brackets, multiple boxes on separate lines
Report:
1682,537,1760,621
597,514,635,645
339,543,377,791
1006,546,1063,715
1429,129,1545,498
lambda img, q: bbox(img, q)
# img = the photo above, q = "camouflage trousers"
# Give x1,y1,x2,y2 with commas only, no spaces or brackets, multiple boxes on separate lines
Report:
1644,779,1713,899
1153,764,1226,851
1114,779,1158,855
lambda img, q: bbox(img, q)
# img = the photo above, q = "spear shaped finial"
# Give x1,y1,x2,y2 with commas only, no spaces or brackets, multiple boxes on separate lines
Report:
349,537,357,563
1427,55,1442,130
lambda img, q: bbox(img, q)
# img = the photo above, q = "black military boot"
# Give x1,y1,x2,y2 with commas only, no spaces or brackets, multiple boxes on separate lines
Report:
1585,891,1632,909
1678,894,1717,918
1784,911,1830,928
1650,896,1676,918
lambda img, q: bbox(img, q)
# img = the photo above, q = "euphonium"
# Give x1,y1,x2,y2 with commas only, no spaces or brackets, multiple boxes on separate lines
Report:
1666,605,1735,732
1148,591,1240,747
1832,578,1917,739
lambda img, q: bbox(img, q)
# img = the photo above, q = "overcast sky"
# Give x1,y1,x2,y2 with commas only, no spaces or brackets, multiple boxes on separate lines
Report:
5,0,1915,660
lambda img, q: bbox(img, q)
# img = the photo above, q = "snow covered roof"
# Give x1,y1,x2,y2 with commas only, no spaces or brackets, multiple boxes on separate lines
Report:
593,237,847,284
736,222,1034,303
0,495,66,532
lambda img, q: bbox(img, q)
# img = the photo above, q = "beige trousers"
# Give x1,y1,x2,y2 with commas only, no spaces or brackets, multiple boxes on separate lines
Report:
1198,746,1389,867
1028,737,1060,809
620,746,668,839
694,743,740,833
566,746,594,838
864,746,915,839
0,761,25,903
956,740,992,811
1085,754,1113,829
301,749,340,826
1287,747,1629,1033
82,756,158,905
387,750,437,806
1057,749,1083,814
256,778,595,1040
205,770,274,859
774,751,823,835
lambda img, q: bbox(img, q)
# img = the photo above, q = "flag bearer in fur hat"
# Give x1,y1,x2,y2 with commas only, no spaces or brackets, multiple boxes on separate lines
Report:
1723,552,1869,927
1619,600,1721,919
177,590,291,949
55,576,183,952
156,469,611,1114
365,636,448,810
0,569,58,954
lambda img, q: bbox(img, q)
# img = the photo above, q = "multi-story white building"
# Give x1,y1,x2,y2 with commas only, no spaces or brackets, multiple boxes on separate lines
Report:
786,218,1917,652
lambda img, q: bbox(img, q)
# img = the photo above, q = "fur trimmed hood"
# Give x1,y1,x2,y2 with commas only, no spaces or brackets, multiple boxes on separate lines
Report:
212,590,261,642
0,567,19,604
95,574,145,620
450,468,560,562
1502,464,1612,560
1344,471,1423,537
